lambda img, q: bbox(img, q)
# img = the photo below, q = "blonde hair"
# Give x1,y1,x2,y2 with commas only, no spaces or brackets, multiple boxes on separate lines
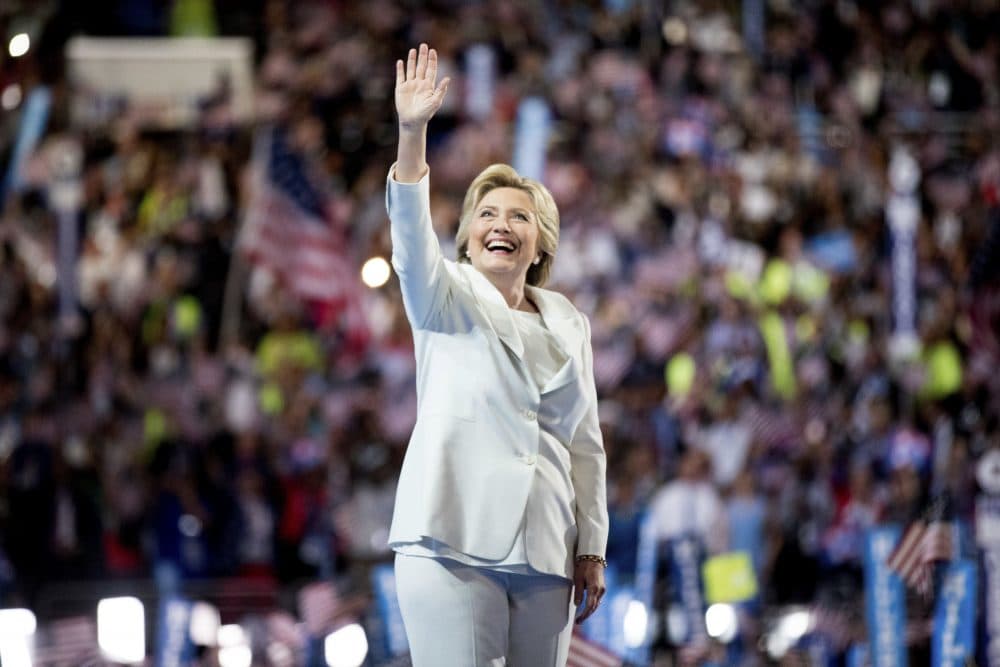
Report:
455,164,560,287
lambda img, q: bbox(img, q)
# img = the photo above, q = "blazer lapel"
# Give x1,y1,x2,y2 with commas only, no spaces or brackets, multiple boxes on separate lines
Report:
461,264,524,358
527,286,585,395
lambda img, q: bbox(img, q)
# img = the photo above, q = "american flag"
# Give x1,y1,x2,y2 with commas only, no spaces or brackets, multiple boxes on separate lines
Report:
886,518,955,596
240,127,369,346
566,631,623,667
35,616,100,666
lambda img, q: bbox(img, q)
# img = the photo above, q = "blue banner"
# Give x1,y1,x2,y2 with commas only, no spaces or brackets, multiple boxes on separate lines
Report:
2,86,51,201
371,563,408,657
155,596,193,667
670,535,706,645
512,97,551,181
847,643,869,667
864,526,907,667
932,559,977,667
626,512,657,664
976,493,1000,667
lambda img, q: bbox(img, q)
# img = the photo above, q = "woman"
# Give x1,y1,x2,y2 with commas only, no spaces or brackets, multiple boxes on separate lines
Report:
387,44,608,666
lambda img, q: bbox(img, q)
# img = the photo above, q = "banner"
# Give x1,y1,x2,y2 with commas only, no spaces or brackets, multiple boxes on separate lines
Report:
628,512,657,664
512,97,551,181
932,559,976,667
864,526,907,667
977,493,1000,667
847,643,870,667
886,148,920,359
702,551,758,604
464,44,495,121
156,596,193,667
2,86,50,200
670,535,707,646
371,563,408,657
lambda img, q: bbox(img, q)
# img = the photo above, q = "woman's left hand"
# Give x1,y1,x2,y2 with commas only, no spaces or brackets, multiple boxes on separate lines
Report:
573,559,607,624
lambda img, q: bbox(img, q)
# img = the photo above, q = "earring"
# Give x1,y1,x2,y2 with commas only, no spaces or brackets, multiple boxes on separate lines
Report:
533,256,541,265
465,250,471,259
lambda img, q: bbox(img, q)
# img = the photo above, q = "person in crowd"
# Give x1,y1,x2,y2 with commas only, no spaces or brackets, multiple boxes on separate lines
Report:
386,44,608,666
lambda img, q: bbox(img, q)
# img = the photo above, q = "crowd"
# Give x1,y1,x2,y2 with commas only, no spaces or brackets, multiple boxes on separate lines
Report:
1,0,999,662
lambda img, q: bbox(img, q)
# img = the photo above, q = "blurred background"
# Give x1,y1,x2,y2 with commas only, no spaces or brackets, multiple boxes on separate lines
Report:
0,0,998,665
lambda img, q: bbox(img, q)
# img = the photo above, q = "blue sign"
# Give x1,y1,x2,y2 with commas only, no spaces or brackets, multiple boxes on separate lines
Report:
155,596,193,667
3,86,51,200
627,512,657,664
932,559,977,667
670,535,706,645
512,97,551,181
847,643,869,667
372,564,408,657
864,526,907,667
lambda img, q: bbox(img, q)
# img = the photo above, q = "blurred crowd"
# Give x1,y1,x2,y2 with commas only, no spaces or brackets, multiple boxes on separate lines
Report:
1,0,1000,660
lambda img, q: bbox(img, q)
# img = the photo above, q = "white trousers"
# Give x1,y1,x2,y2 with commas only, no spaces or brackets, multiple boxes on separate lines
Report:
394,554,575,666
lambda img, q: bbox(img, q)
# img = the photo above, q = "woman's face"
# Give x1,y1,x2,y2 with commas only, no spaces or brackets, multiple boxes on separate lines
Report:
467,187,540,285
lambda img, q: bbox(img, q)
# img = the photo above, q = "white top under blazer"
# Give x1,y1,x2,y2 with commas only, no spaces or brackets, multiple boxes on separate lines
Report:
385,166,609,579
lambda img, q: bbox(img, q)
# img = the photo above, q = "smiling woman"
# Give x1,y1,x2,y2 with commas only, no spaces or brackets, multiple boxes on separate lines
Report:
455,165,561,296
386,43,608,667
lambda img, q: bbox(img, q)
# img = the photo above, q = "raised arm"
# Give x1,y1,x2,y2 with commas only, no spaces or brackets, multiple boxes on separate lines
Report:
387,45,453,329
394,44,450,182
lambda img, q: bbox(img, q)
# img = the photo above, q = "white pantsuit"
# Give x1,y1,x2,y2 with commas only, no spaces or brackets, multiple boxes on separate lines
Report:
395,554,575,666
386,167,608,665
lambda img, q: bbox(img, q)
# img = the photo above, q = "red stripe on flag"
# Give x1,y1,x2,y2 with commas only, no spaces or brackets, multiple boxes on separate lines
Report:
886,520,955,595
566,632,622,667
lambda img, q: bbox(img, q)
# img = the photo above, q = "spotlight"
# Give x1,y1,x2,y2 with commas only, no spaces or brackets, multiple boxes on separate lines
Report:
704,603,738,643
0,608,36,667
623,600,648,648
765,607,814,659
8,33,30,58
324,623,368,667
361,257,391,288
97,597,145,664
0,608,36,639
189,601,221,646
218,624,252,667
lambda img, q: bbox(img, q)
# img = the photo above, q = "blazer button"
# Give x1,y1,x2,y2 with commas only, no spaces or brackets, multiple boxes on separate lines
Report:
523,409,537,421
521,454,537,465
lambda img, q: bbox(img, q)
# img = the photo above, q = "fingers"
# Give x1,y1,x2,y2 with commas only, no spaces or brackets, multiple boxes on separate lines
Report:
401,44,441,84
416,43,429,80
406,47,417,80
434,77,450,102
574,587,605,624
426,47,438,85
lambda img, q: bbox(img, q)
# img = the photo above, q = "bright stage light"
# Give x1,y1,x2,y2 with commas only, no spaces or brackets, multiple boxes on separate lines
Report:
705,603,738,643
9,33,30,58
766,607,814,659
0,608,36,667
218,624,252,667
97,597,145,663
0,608,36,639
189,601,220,646
361,257,391,288
0,639,32,667
324,623,368,667
623,600,648,648
219,645,252,667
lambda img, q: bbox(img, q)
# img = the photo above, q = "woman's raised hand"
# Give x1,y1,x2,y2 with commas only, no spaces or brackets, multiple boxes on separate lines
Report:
395,44,450,130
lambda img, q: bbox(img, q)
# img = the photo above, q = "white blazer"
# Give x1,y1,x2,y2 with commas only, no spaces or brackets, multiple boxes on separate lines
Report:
385,167,608,578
